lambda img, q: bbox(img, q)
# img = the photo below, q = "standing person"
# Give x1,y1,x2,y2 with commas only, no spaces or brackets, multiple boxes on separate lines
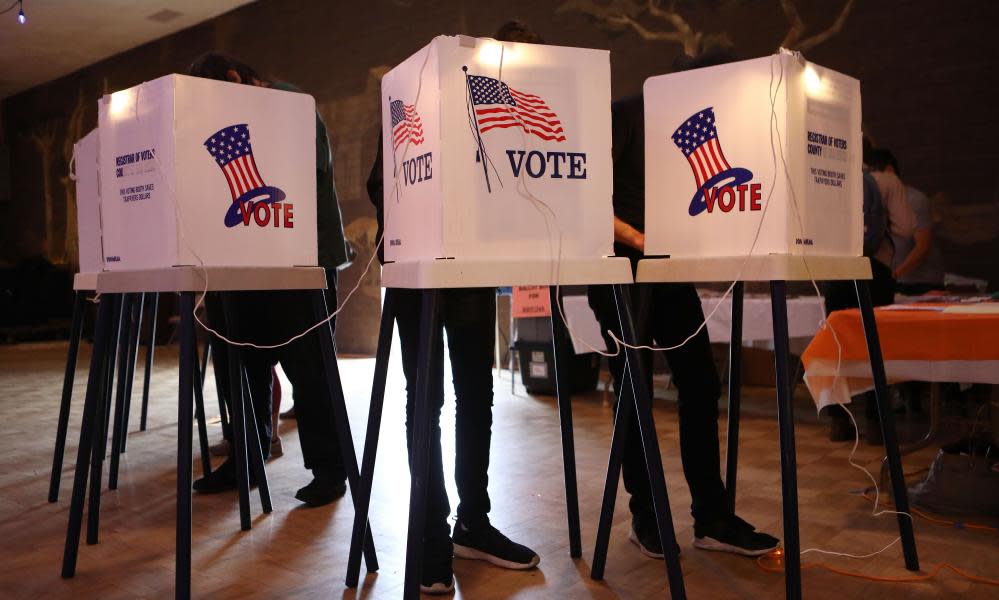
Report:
366,21,543,595
892,183,945,295
587,47,780,559
189,53,350,507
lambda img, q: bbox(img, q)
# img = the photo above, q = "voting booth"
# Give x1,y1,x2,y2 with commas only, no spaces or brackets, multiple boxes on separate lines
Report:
74,128,104,275
97,75,318,270
380,35,613,264
644,50,862,259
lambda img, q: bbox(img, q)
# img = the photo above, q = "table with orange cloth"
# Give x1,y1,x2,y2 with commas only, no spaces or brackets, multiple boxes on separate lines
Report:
802,303,999,410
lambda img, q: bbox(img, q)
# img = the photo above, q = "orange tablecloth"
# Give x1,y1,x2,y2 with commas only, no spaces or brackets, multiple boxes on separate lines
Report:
802,304,999,409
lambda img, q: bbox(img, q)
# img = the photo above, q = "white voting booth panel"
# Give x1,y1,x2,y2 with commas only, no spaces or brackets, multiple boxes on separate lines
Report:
644,51,862,259
97,75,318,271
380,35,613,264
74,128,103,275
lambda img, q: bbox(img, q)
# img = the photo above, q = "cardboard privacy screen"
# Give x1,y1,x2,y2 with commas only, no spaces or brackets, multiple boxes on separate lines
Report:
380,35,613,263
98,74,318,270
74,128,103,274
644,51,863,258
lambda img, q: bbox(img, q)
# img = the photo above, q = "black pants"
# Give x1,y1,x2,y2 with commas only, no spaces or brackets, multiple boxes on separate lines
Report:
395,287,495,543
822,258,895,423
207,269,345,477
588,282,728,526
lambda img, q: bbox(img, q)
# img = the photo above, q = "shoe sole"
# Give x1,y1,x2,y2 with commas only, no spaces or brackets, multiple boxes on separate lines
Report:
453,543,540,570
693,536,778,557
419,580,454,595
628,529,665,559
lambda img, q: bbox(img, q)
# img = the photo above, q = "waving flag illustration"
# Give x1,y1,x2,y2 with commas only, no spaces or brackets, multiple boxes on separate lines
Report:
466,74,566,142
390,100,425,150
204,123,286,227
671,107,753,216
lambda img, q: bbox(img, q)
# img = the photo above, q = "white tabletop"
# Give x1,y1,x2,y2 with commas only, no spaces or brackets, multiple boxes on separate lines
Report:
381,257,634,289
73,272,98,291
95,266,328,293
636,255,871,283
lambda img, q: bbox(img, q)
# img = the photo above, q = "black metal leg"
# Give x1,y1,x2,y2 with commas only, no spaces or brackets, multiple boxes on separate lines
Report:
346,289,397,587
177,292,195,600
62,295,114,578
725,281,744,512
50,291,86,503
591,358,633,580
548,286,582,558
221,295,252,531
769,281,801,600
613,284,686,599
240,365,272,514
209,336,230,433
192,341,213,478
110,294,138,489
200,336,211,393
310,289,378,575
403,289,441,600
88,294,125,544
854,280,919,571
140,292,159,431
120,293,144,454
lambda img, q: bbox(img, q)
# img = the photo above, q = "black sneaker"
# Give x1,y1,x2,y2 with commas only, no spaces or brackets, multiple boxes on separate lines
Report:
294,469,347,507
452,519,539,570
693,515,780,557
629,514,681,559
421,537,455,595
192,458,255,493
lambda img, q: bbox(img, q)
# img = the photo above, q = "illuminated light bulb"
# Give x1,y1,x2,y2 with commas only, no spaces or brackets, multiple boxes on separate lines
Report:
17,7,26,24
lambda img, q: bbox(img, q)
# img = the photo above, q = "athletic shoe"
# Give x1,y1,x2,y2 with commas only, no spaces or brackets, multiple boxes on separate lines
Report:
452,519,539,570
629,514,681,559
421,536,455,595
693,515,780,557
294,469,347,507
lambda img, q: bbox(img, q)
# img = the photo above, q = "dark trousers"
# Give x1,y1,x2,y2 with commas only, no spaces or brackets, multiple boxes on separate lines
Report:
207,269,344,477
588,281,728,525
395,287,495,543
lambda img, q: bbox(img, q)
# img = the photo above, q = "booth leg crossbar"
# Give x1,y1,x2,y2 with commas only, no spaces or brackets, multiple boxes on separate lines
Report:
344,287,584,599
591,279,919,600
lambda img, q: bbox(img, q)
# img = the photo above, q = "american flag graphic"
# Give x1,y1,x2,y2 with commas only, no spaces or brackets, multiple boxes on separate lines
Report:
390,100,425,150
467,75,565,142
204,124,267,201
671,107,732,190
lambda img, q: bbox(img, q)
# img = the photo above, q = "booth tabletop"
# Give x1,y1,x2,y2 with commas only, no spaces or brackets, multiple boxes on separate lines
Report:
636,255,872,284
381,257,633,289
95,266,328,293
73,272,99,292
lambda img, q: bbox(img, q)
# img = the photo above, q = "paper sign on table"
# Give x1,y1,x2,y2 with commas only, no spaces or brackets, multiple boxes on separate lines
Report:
512,285,551,318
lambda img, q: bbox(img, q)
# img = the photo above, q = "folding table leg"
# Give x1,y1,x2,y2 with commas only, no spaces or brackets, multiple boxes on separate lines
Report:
854,280,919,571
591,359,633,580
120,292,144,454
310,289,378,576
725,281,744,512
548,286,582,558
49,291,87,503
221,294,252,531
177,292,195,600
140,292,159,431
346,289,398,587
62,295,114,577
403,289,442,600
240,365,272,514
192,341,213,477
769,281,801,600
88,294,125,544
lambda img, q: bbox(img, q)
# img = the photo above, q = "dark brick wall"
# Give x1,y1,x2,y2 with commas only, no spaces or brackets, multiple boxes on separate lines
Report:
3,0,997,352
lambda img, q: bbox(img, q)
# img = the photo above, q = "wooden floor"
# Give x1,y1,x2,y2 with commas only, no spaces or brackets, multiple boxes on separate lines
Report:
1,341,996,599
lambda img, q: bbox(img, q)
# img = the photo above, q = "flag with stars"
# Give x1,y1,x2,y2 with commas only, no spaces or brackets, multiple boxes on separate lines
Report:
390,100,425,151
203,124,266,201
671,107,732,190
467,74,565,142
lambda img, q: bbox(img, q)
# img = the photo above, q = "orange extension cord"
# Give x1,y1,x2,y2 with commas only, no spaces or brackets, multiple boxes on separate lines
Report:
755,492,999,586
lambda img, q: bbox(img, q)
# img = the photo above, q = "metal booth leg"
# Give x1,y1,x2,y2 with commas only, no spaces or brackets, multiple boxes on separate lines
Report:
725,281,744,512
49,290,87,503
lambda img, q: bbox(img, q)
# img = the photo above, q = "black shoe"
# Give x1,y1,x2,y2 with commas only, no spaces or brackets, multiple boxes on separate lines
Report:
192,458,259,493
294,469,347,507
421,537,455,595
629,514,681,559
452,518,539,570
693,515,780,557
